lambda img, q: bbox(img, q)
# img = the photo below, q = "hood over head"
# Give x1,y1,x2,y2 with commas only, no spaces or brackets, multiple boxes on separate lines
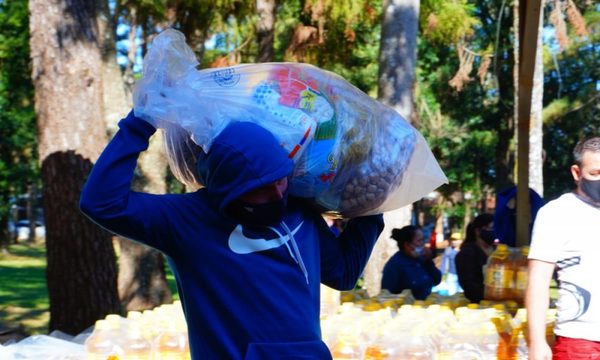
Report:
196,121,295,214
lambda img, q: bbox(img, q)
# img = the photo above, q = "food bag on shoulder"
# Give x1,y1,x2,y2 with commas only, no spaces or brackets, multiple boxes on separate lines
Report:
133,29,447,217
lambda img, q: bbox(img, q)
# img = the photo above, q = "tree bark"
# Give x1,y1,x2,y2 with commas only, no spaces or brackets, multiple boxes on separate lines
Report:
529,9,545,197
117,237,172,311
363,0,420,296
98,0,131,136
377,0,420,122
0,217,9,253
256,0,277,62
514,0,543,246
513,3,544,195
29,0,121,334
123,7,138,95
493,4,517,193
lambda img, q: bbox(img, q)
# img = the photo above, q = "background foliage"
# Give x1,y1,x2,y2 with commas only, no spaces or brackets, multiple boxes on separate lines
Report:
0,0,37,238
0,0,598,258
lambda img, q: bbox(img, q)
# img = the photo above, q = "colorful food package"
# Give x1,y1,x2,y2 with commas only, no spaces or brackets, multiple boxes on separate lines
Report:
133,29,447,217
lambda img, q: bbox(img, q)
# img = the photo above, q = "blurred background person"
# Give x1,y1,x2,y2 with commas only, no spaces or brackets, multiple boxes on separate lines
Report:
455,213,495,303
436,232,463,296
381,225,442,300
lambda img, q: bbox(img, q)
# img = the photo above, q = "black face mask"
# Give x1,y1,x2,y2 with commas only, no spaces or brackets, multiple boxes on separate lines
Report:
580,177,600,203
228,193,288,227
479,229,496,245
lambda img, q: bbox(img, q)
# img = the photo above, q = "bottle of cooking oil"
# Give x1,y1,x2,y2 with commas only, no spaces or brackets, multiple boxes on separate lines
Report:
122,312,152,360
513,246,530,303
484,244,514,301
84,319,123,360
330,329,362,360
437,323,484,360
154,317,190,360
364,329,402,360
404,325,437,360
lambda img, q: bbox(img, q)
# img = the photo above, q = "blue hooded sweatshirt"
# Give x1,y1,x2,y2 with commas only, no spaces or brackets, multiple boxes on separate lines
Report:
380,251,442,300
494,186,544,247
80,111,384,359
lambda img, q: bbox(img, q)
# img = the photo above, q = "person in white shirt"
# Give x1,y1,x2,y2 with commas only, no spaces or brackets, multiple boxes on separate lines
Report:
526,136,600,360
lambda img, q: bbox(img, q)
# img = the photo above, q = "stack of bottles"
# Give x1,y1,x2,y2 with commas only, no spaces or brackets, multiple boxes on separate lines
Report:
324,290,556,360
84,300,190,359
484,245,530,304
83,288,555,359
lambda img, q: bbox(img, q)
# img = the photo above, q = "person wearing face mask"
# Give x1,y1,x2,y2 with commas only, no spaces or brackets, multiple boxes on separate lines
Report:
381,225,442,300
80,110,385,359
455,213,495,303
527,136,600,360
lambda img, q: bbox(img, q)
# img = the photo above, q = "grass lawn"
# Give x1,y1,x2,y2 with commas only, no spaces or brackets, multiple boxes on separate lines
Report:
0,244,49,336
0,242,179,338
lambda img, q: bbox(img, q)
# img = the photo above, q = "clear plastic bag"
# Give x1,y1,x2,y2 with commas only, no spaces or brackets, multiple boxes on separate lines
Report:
133,29,447,217
0,334,86,359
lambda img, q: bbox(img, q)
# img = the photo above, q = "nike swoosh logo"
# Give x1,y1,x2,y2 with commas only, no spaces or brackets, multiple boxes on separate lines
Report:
228,222,304,254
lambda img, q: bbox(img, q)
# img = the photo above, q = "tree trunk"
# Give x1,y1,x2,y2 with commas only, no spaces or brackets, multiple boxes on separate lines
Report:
377,0,420,123
118,237,172,311
493,5,517,193
495,121,515,192
98,0,131,136
514,0,544,246
529,9,544,197
0,216,9,253
256,0,277,62
513,0,522,196
98,3,173,311
513,2,544,196
29,0,121,334
363,0,420,297
123,8,138,95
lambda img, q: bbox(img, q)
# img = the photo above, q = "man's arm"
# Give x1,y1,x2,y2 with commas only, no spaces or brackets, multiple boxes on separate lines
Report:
80,111,174,253
526,258,555,360
318,214,384,290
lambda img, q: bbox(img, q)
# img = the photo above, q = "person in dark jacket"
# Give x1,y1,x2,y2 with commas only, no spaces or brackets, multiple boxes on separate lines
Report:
381,225,442,300
455,213,495,303
79,110,384,360
494,186,544,247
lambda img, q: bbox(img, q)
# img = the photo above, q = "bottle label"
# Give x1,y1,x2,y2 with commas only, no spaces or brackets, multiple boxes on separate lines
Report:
485,265,514,288
516,269,528,290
